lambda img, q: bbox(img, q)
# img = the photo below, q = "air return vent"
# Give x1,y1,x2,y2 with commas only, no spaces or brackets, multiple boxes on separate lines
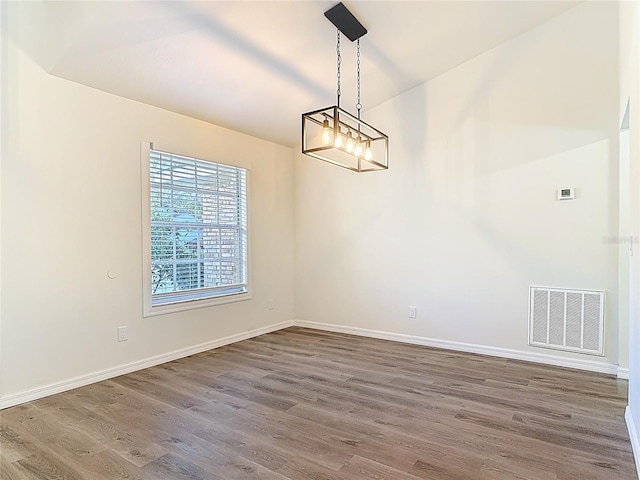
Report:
528,286,604,356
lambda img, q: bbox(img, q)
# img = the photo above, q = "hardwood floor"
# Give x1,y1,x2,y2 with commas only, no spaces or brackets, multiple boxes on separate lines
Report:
1,327,636,479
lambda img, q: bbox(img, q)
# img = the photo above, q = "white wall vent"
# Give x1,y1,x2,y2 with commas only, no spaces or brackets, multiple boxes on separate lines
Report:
528,286,604,356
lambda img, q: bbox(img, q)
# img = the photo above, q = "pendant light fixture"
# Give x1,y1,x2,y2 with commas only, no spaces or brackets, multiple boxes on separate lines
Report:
301,3,389,172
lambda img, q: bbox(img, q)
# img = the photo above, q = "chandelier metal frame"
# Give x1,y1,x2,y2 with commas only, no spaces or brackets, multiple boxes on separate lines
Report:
301,3,389,173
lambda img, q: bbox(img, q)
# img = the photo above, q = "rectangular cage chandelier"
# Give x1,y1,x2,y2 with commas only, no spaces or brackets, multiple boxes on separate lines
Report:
301,3,388,173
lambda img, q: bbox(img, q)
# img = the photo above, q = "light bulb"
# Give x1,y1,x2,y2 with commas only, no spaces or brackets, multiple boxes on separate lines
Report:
334,129,344,148
346,131,355,153
354,137,363,157
321,119,332,145
364,141,373,161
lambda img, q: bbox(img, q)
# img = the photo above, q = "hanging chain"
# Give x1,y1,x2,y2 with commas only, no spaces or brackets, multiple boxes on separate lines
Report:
336,30,342,108
356,39,362,119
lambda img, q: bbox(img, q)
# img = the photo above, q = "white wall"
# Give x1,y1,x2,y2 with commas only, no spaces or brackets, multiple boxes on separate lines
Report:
619,123,631,373
294,2,620,367
619,42,631,378
1,3,294,399
620,0,640,474
0,0,6,399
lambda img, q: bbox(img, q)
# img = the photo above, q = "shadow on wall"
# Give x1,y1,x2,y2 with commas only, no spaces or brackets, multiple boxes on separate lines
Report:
443,2,617,178
17,1,332,103
159,2,330,100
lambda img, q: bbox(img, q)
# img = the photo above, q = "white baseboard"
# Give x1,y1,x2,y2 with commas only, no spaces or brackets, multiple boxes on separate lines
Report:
0,320,294,410
626,406,640,479
1,318,625,410
294,320,621,376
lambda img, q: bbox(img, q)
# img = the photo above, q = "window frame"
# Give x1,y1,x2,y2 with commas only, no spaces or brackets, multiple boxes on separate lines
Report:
141,142,251,317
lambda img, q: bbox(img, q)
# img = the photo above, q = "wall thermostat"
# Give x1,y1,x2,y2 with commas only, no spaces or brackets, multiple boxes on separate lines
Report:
557,187,575,200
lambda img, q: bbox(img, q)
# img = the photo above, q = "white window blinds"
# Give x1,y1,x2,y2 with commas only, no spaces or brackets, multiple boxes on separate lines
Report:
149,149,248,307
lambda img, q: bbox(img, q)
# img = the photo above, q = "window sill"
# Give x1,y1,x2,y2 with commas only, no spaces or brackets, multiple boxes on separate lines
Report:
143,291,251,317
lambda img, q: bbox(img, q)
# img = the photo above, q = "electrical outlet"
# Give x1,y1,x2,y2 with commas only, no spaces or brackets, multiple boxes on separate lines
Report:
409,306,417,319
118,326,128,342
268,298,275,310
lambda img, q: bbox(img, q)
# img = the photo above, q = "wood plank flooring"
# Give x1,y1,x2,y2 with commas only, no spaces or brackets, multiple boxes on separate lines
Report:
1,327,636,479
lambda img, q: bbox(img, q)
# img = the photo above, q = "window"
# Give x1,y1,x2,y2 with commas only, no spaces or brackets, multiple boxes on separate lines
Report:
142,144,249,315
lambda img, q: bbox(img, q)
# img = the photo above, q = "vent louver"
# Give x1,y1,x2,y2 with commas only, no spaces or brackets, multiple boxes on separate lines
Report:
528,286,604,356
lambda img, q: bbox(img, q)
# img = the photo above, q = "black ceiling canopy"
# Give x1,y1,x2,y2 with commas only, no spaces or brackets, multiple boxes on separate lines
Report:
324,3,367,42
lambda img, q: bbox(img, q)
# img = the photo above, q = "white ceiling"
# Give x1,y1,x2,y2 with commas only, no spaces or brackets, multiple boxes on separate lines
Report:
38,1,580,147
